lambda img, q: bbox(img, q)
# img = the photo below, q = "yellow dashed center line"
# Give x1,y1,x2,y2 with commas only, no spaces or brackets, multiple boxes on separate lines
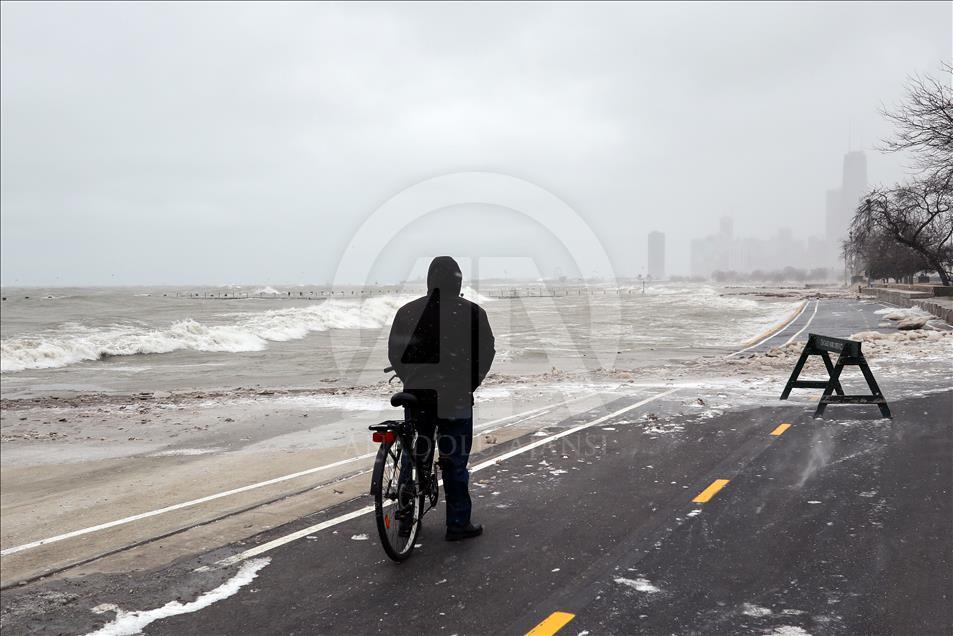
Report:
692,479,730,503
526,611,575,636
770,423,792,436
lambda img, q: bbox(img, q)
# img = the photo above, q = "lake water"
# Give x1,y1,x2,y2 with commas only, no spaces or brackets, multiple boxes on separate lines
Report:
0,283,796,398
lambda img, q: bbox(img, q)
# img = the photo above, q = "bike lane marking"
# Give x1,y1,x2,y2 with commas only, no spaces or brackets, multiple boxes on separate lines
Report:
770,422,792,436
1,452,378,558
779,299,820,347
525,611,575,636
728,300,808,357
2,393,604,558
691,479,730,503
214,388,679,567
518,414,806,633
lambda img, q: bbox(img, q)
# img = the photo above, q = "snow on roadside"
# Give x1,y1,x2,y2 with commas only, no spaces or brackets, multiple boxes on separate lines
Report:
84,558,269,636
764,627,812,636
873,307,933,321
741,603,773,617
613,576,661,593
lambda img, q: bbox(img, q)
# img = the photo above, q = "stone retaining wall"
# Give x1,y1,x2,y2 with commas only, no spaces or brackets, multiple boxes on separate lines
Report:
862,286,953,325
862,287,932,308
913,299,953,325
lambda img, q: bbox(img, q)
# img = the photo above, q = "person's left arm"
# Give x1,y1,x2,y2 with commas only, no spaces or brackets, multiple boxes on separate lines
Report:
471,305,495,390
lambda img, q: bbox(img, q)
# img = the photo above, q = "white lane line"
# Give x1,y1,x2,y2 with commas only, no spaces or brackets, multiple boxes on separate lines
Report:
780,299,820,347
469,389,678,471
0,393,598,558
479,392,597,435
215,506,377,567
729,301,808,357
215,388,679,567
0,452,377,557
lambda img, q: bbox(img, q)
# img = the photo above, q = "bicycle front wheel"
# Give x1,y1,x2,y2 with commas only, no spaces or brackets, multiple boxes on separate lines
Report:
371,436,423,562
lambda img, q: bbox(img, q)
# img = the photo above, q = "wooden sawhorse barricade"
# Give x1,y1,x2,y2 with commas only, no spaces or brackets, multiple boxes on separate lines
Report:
780,333,891,419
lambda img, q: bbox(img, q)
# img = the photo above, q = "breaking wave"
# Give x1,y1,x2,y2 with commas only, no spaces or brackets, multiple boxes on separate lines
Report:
461,286,495,304
1,295,412,373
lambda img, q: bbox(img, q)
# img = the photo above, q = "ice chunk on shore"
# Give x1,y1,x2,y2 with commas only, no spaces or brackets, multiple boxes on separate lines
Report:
874,307,932,321
897,316,929,330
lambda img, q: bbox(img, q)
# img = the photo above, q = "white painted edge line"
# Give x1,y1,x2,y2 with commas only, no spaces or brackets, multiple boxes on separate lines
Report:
728,300,808,357
215,388,679,568
0,451,377,557
479,392,595,435
0,393,602,558
780,299,820,347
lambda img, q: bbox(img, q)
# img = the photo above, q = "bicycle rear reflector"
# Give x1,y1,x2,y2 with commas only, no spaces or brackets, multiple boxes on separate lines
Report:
373,431,397,444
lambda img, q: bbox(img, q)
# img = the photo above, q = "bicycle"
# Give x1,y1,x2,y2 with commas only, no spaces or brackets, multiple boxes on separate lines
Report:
368,385,440,562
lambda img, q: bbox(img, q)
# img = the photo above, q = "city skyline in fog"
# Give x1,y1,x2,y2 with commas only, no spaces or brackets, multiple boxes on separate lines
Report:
2,2,950,286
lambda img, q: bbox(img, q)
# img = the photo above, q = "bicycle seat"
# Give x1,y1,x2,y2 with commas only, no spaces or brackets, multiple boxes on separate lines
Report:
390,392,418,408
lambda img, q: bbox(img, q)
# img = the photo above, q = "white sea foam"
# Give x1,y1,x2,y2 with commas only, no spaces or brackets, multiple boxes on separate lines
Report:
1,295,412,372
1,321,267,372
461,286,495,304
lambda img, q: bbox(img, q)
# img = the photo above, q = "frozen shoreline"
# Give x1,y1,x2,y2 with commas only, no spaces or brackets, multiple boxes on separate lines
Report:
2,321,949,463
1,302,949,587
0,284,815,398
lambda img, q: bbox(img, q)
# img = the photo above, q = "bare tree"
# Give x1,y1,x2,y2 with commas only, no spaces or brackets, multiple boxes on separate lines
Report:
847,173,953,285
847,62,953,285
853,227,930,282
881,62,953,182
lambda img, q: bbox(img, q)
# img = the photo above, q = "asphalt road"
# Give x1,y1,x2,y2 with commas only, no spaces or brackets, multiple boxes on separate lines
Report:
736,297,951,357
125,390,946,636
2,298,950,636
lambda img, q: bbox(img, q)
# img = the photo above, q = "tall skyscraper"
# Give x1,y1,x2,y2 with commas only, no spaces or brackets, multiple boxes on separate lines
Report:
647,231,665,280
823,150,867,265
841,151,867,226
842,151,867,207
719,216,734,237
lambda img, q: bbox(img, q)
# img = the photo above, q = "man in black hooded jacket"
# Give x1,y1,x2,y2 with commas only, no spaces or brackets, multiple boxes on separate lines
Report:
388,256,495,541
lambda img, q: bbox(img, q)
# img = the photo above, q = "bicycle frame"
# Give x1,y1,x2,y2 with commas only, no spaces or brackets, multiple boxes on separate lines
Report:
369,417,439,512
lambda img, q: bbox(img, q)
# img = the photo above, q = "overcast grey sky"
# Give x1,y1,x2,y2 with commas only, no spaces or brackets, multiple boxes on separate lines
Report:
1,1,950,286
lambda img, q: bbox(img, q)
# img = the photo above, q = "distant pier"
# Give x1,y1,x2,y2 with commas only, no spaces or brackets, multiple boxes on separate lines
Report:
172,286,653,300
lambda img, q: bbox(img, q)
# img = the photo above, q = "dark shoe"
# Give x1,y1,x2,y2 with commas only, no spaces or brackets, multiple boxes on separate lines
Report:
395,502,414,538
445,523,483,541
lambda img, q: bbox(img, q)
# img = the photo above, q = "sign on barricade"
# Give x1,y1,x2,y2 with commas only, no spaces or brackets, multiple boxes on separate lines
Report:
779,333,891,419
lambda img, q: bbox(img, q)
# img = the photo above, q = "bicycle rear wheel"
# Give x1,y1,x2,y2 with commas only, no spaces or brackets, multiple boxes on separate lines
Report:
371,436,423,562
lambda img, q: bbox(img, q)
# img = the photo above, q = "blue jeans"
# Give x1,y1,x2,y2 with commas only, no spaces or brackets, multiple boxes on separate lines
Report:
400,415,473,528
